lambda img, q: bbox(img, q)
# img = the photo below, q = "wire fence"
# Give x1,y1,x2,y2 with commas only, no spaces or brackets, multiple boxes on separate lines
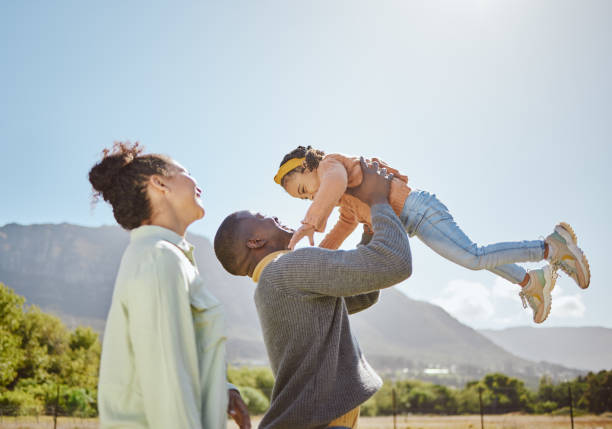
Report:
384,384,612,429
1,384,611,428
0,385,96,429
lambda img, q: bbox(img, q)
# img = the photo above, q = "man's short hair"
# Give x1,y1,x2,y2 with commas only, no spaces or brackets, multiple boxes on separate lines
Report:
214,212,243,275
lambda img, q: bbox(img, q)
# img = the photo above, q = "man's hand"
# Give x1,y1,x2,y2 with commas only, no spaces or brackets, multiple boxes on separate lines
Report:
228,389,251,429
288,223,315,250
346,157,394,207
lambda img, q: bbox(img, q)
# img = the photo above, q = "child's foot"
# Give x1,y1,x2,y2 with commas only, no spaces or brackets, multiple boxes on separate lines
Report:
545,222,590,289
519,266,557,324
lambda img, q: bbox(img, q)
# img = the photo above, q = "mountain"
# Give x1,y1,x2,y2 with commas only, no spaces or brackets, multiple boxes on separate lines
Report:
0,223,586,386
479,327,612,373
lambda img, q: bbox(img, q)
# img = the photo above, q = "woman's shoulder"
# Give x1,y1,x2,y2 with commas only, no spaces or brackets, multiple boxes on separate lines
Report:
115,239,192,296
122,238,187,271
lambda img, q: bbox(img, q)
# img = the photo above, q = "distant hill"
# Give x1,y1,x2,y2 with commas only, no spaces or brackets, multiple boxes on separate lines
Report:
0,223,586,386
479,327,612,373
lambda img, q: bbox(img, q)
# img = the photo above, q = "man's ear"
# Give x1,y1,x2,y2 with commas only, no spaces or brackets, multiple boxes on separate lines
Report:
148,174,169,194
247,238,267,249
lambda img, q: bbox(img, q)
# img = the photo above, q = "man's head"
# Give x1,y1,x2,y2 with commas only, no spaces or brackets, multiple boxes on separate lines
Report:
214,211,294,277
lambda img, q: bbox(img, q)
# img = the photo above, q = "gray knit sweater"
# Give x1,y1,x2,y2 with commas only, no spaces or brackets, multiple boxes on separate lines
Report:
254,204,412,429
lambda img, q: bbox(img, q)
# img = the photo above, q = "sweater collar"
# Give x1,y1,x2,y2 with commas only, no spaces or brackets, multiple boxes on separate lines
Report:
251,250,290,283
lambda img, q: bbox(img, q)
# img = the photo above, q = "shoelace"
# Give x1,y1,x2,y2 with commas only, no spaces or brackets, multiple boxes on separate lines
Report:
518,266,560,310
519,290,529,309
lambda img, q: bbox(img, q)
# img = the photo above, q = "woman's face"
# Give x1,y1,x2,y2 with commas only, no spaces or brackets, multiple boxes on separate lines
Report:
165,161,205,223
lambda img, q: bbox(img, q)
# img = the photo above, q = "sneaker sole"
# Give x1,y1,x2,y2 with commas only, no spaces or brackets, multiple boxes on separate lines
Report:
555,222,591,289
535,266,556,324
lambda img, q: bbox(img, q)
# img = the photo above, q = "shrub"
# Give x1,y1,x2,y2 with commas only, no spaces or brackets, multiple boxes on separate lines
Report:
0,389,43,416
238,386,270,415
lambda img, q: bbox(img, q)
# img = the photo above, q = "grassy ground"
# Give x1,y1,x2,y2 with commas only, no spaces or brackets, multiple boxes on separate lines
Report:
1,414,611,429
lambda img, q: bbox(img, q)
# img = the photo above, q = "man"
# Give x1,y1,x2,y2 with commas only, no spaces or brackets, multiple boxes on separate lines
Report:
214,158,412,429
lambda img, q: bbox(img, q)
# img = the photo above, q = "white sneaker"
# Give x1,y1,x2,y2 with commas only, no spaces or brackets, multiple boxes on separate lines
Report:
545,222,590,289
519,266,557,324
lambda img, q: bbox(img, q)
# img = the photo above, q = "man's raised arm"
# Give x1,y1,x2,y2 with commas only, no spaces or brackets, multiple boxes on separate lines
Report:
266,157,412,297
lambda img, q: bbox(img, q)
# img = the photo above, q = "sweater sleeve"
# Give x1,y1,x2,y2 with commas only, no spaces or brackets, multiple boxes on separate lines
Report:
302,158,349,232
344,291,380,315
267,204,412,297
127,248,202,429
318,205,359,250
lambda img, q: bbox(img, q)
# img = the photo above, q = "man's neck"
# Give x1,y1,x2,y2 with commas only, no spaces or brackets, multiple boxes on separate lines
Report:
250,249,291,282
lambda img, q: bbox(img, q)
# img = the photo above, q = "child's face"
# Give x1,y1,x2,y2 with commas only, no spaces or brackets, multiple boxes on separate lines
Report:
283,169,320,200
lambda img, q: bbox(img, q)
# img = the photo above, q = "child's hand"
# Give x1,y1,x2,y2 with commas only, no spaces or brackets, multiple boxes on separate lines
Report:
288,224,316,249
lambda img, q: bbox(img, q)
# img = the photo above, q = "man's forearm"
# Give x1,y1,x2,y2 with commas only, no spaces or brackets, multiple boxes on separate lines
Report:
283,203,412,297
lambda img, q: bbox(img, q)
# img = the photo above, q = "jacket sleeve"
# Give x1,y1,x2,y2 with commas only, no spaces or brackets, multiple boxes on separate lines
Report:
318,205,359,250
344,291,380,314
127,247,202,429
302,158,349,232
270,204,412,297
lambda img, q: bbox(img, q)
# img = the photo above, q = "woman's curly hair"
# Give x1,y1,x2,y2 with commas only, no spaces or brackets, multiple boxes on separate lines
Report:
88,142,173,230
278,145,325,186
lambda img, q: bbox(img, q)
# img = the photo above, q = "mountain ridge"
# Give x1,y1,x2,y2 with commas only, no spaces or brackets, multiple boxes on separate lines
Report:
479,326,612,373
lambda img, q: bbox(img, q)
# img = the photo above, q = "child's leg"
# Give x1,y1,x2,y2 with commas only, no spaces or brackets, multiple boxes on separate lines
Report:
489,264,528,285
400,190,545,284
401,190,558,323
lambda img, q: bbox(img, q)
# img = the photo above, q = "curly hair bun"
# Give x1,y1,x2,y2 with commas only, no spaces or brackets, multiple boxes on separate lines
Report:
279,145,325,170
89,142,143,196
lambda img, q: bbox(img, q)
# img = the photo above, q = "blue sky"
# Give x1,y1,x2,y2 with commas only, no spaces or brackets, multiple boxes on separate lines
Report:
1,0,610,329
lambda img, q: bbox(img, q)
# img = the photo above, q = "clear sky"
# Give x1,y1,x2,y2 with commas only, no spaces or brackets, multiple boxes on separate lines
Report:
1,0,610,330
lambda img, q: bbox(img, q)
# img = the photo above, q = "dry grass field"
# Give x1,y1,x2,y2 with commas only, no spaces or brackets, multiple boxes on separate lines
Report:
355,415,612,429
1,414,612,429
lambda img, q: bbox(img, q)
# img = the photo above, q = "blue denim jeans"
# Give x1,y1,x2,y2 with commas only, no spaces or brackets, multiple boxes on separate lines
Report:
400,190,545,284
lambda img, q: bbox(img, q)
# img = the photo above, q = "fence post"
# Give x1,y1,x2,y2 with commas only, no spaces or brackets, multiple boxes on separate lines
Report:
568,384,575,429
54,384,59,429
478,386,485,429
392,387,397,429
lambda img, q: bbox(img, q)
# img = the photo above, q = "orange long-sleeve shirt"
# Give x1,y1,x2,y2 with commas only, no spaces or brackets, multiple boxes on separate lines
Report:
301,153,411,250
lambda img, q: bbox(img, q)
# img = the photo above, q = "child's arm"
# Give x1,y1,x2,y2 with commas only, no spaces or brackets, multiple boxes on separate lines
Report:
288,158,349,249
318,205,359,250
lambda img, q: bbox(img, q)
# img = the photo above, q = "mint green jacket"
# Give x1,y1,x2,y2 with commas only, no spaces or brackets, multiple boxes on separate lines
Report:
98,225,231,429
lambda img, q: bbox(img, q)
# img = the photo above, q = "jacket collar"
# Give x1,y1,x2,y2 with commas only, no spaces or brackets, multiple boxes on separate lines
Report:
130,225,195,262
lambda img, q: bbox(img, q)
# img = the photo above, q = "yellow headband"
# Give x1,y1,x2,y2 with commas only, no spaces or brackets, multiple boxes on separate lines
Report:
274,157,305,185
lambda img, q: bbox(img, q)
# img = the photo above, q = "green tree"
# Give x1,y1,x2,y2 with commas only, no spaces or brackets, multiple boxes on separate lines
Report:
536,375,588,413
581,370,612,413
481,373,532,413
0,283,101,416
64,327,101,391
0,283,26,388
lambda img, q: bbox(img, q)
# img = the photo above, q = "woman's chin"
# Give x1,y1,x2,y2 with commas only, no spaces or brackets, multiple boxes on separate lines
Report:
197,207,205,220
194,199,205,219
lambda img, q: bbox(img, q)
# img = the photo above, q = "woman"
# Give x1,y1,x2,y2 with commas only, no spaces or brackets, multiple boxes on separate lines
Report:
89,142,250,429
